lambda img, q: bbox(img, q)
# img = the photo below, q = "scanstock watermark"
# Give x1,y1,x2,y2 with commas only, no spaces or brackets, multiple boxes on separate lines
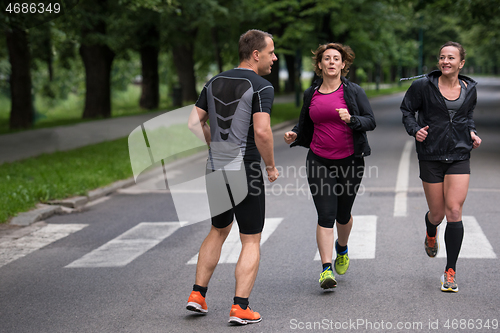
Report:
128,105,251,224
289,318,499,331
248,162,378,198
290,318,424,331
128,105,379,224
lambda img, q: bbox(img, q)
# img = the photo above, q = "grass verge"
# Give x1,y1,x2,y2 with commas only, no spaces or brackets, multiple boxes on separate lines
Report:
0,137,133,223
270,102,301,126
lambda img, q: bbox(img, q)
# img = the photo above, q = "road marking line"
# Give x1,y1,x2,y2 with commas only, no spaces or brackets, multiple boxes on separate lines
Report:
0,224,88,268
65,222,183,268
313,215,377,260
394,140,414,217
436,216,497,259
187,218,283,265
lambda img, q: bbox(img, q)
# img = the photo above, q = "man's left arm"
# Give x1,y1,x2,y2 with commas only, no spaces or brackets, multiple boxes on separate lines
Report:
253,112,278,182
188,106,211,145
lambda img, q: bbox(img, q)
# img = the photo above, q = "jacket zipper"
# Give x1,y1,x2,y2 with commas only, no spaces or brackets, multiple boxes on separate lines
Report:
428,76,476,159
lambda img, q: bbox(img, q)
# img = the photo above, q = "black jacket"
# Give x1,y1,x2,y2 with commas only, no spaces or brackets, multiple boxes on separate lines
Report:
290,76,376,158
400,70,477,161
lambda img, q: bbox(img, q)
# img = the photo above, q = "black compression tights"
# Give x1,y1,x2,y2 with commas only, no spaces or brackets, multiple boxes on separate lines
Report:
306,150,364,228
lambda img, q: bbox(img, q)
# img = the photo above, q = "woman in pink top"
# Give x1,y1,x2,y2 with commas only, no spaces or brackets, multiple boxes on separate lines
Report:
284,43,376,289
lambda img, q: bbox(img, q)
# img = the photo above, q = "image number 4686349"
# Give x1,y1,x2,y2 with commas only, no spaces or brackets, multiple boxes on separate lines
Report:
2,1,79,29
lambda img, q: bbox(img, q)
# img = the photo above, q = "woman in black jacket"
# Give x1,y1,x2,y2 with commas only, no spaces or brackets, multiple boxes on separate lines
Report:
400,41,482,293
284,43,376,290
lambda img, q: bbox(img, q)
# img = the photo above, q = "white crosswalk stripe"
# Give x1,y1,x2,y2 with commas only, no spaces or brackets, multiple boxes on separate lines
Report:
314,215,377,260
187,218,284,265
436,216,497,259
65,222,183,268
2,214,496,270
0,224,88,268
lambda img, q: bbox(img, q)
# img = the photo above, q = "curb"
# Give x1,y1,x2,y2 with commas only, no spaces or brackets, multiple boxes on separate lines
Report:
87,178,136,201
8,120,298,227
9,178,136,227
49,196,88,209
10,205,63,226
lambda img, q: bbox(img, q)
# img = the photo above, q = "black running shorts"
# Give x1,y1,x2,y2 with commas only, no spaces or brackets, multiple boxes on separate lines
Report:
206,161,265,234
419,159,470,184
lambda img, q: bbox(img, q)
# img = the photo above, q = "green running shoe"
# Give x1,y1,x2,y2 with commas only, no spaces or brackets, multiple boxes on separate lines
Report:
319,267,337,289
334,241,350,275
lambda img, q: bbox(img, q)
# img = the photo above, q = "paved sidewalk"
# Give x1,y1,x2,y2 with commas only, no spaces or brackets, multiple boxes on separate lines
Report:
0,110,166,164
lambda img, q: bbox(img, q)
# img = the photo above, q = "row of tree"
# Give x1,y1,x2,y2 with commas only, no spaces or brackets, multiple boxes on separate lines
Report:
1,0,499,130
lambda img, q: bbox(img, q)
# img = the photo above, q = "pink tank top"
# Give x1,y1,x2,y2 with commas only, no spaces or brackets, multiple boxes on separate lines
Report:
309,85,354,159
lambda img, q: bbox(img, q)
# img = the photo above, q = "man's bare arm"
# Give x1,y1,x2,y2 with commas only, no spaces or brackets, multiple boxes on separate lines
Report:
188,106,211,145
253,112,279,182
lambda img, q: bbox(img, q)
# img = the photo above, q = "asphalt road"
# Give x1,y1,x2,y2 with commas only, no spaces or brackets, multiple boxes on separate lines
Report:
1,77,499,333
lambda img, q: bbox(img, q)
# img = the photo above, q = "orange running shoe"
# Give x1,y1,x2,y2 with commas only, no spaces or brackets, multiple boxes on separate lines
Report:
425,231,439,257
186,291,208,314
228,304,262,325
440,268,458,292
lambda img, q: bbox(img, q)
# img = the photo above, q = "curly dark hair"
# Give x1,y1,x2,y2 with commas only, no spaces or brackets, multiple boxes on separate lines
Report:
312,43,355,77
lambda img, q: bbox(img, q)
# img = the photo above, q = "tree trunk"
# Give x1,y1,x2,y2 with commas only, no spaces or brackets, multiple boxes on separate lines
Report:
41,25,53,81
48,53,53,82
78,0,115,119
172,42,198,103
284,54,296,93
263,26,283,93
6,28,33,129
320,13,335,43
320,13,347,44
211,27,223,73
401,67,408,79
139,25,160,110
262,56,280,93
80,43,115,118
349,64,357,83
390,65,397,82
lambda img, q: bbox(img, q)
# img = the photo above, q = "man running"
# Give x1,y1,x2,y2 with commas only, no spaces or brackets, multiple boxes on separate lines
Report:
186,29,279,325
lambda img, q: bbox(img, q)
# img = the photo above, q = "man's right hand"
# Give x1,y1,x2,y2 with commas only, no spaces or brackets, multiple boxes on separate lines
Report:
284,131,297,144
266,166,279,183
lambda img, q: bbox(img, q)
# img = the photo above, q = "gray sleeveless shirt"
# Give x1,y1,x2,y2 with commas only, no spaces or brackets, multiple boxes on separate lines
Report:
444,79,467,120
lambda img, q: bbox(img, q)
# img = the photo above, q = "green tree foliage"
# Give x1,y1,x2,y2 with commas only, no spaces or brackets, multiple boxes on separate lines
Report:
161,0,228,102
1,0,499,131
411,0,500,74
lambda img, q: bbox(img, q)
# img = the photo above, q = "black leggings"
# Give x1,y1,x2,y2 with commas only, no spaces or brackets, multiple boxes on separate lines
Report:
306,150,365,228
